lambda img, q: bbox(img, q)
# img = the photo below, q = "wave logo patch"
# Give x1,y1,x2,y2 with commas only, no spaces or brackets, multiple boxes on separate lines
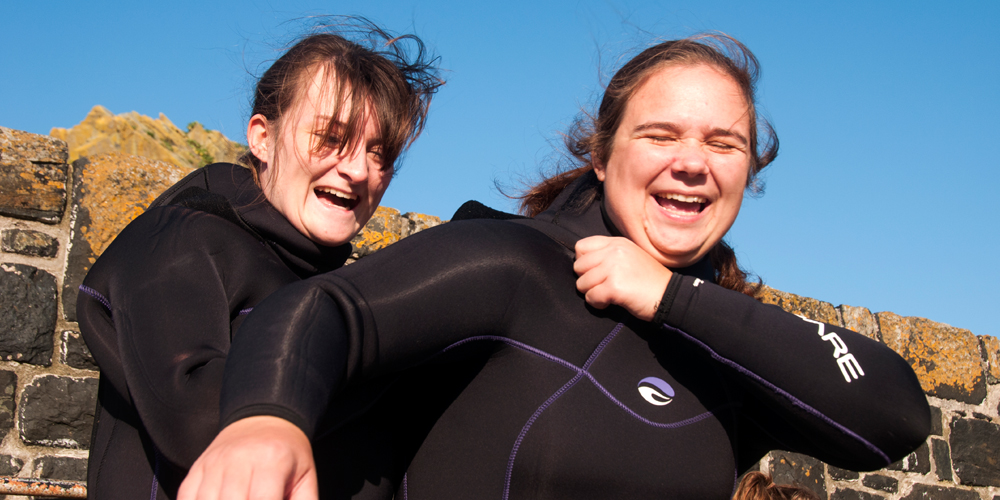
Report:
637,377,675,406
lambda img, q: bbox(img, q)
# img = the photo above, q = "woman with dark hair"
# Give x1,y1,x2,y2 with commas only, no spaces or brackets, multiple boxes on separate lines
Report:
77,19,441,500
181,34,929,499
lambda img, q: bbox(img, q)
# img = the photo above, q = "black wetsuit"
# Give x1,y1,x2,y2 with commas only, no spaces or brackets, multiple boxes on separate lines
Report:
77,163,352,499
221,174,930,499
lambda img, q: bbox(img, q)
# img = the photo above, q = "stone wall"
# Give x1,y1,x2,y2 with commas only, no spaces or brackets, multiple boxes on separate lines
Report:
1,126,998,498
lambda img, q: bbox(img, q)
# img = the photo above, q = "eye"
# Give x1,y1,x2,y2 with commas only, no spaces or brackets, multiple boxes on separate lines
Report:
314,133,343,151
706,140,745,153
647,134,678,144
368,145,386,168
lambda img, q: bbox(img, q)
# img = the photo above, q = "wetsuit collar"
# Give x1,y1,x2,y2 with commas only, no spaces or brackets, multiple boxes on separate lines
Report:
537,170,716,284
204,164,352,277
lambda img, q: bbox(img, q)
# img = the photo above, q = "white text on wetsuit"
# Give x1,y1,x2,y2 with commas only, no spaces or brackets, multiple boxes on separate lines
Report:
798,316,865,383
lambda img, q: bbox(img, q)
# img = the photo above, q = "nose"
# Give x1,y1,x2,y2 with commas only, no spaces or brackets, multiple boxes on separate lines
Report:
337,147,370,184
671,141,709,176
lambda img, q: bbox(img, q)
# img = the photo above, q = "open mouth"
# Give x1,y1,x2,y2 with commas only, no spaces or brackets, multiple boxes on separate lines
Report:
655,193,707,215
315,187,360,210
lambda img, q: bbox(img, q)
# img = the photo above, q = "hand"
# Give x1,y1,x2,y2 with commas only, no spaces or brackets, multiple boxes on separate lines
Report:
178,416,318,500
573,236,672,322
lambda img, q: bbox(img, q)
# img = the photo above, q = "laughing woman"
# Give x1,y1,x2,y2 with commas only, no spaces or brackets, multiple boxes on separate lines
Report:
182,34,929,500
77,21,441,500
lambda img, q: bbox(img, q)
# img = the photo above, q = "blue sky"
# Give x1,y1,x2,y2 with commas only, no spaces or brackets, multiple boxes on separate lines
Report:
2,1,998,338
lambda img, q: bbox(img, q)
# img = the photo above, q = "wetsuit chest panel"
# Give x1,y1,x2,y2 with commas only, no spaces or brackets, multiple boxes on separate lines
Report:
507,326,737,499
403,344,581,498
401,325,738,499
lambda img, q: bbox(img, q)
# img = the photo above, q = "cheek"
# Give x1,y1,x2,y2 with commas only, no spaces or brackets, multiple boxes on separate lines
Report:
368,171,392,200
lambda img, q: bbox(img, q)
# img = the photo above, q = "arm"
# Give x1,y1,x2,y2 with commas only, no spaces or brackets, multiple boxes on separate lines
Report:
575,235,929,470
83,207,294,469
182,220,565,499
662,274,929,470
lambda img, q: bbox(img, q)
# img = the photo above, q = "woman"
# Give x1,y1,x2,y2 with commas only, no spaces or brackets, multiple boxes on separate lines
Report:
77,20,441,500
181,34,930,499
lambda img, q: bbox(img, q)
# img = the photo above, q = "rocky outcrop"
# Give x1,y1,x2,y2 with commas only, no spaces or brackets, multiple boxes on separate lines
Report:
49,105,245,171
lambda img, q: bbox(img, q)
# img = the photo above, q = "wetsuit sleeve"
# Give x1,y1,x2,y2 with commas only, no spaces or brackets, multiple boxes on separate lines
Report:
85,207,291,470
219,220,559,437
659,274,930,470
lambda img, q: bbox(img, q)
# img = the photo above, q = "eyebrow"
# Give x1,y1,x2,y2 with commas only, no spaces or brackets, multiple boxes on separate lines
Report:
633,122,749,147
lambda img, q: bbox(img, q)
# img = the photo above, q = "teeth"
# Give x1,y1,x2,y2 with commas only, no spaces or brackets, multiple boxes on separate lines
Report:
657,193,706,204
316,187,357,200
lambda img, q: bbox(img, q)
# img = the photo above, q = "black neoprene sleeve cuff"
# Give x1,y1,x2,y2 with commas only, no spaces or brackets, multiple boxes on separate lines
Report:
652,273,683,326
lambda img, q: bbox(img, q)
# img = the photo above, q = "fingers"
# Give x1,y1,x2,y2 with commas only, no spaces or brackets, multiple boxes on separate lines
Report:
572,236,671,321
178,416,318,500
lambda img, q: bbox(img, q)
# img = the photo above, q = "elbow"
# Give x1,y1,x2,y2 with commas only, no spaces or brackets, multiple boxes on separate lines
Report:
881,393,932,466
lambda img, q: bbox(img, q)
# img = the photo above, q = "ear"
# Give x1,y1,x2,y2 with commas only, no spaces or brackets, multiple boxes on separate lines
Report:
592,159,607,182
247,114,271,165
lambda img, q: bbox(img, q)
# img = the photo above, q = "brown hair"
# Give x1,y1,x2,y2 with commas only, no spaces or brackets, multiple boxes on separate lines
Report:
733,472,821,500
240,17,443,180
519,33,777,296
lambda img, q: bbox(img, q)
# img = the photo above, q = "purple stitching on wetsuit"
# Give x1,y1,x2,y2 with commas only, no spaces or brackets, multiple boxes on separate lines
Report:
661,323,891,465
437,326,737,497
149,446,161,500
443,335,581,373
442,330,722,429
402,473,408,500
502,372,586,500
493,323,726,498
582,323,624,369
238,307,253,315
79,285,112,315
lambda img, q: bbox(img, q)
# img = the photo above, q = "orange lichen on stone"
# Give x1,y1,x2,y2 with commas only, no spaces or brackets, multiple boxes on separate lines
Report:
73,152,192,257
755,286,841,326
877,311,985,403
351,207,404,258
0,127,69,223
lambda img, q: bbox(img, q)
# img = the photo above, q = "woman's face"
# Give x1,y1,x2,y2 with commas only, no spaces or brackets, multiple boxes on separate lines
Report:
249,68,391,247
595,64,751,268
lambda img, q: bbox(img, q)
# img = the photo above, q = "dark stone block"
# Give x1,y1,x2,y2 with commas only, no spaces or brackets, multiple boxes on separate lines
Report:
61,330,98,371
973,412,991,421
0,159,68,224
900,483,981,500
35,455,88,481
0,371,16,443
0,263,56,365
0,127,68,223
861,474,897,493
950,417,1000,487
830,488,885,500
0,454,24,475
886,440,931,474
828,465,860,481
18,375,97,449
768,451,827,500
929,406,943,436
1,229,59,258
932,437,953,482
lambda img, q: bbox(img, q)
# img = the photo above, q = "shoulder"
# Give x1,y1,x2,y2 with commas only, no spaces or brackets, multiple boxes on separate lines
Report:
337,218,572,282
87,204,272,285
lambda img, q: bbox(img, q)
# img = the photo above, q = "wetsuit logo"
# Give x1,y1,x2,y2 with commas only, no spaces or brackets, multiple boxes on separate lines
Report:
637,377,675,406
